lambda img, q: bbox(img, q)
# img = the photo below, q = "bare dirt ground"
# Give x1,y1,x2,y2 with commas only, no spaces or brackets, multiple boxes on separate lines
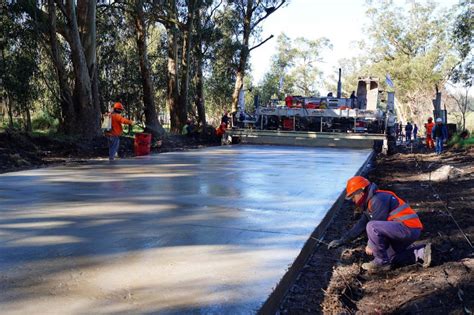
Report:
280,143,474,314
0,130,220,174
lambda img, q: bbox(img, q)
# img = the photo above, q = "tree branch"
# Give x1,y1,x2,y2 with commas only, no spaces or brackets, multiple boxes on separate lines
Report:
249,34,274,51
251,0,285,31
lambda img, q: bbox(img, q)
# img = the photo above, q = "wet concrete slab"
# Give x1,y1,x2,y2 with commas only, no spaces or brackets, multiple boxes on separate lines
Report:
0,145,371,314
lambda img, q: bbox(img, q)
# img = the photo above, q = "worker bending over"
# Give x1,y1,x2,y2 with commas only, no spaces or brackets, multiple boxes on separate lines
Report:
106,102,134,161
328,176,431,272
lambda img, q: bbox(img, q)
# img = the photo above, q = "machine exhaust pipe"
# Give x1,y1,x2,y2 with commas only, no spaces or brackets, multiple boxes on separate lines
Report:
337,68,342,98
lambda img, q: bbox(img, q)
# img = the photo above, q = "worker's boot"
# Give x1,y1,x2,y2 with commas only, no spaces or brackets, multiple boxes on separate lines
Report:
422,243,432,268
361,261,391,273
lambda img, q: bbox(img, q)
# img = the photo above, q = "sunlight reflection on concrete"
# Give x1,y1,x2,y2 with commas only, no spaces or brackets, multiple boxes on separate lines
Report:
0,145,371,314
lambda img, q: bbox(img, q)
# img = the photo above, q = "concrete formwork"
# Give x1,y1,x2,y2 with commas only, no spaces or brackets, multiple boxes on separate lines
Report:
0,146,372,314
225,129,386,149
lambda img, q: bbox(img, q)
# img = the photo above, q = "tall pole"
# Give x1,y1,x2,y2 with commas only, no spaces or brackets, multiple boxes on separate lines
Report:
337,68,342,98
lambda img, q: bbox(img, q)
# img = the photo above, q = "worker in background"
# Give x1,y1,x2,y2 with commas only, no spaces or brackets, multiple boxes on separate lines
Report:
413,124,418,141
405,122,413,143
221,110,229,128
216,122,227,138
350,91,357,108
328,176,431,272
432,118,448,155
424,117,435,149
106,102,134,161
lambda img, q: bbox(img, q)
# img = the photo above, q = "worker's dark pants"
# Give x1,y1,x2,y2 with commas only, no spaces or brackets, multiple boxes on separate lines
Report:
108,136,120,160
366,221,424,266
435,137,444,154
406,131,411,142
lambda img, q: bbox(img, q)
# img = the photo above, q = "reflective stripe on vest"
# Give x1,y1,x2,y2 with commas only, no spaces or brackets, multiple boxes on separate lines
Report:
375,189,423,229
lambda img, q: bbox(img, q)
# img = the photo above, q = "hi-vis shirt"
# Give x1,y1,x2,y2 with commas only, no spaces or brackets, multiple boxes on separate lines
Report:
342,183,422,241
106,113,133,137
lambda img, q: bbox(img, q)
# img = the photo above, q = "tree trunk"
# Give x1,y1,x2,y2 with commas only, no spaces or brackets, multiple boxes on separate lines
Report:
6,94,14,129
1,47,14,129
231,0,253,113
133,0,165,137
167,25,180,133
194,55,206,126
24,105,32,133
77,0,100,122
48,0,74,133
64,0,100,138
178,0,195,126
193,4,206,126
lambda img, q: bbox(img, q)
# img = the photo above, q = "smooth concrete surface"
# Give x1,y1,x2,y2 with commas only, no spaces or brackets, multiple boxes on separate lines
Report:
0,145,371,314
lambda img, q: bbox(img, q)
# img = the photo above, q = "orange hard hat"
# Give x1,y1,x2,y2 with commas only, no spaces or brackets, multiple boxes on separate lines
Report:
345,176,370,200
113,102,124,110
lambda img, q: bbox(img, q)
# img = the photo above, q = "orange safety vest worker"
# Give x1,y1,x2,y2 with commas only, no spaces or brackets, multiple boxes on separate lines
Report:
373,189,423,229
425,121,435,148
107,113,133,137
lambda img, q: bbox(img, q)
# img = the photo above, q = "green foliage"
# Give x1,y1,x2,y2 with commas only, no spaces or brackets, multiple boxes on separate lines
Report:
364,0,457,95
449,133,474,148
204,5,241,120
450,0,473,86
1,4,39,116
31,112,59,131
258,33,332,103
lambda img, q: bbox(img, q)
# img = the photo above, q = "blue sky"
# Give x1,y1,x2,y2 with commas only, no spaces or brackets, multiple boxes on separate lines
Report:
249,0,460,91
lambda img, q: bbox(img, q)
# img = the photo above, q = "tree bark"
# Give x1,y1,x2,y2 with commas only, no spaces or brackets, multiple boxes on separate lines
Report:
167,24,180,133
133,0,165,137
6,94,14,129
1,47,13,128
178,0,195,126
231,0,253,113
77,0,100,120
24,105,32,133
48,0,74,133
193,3,206,126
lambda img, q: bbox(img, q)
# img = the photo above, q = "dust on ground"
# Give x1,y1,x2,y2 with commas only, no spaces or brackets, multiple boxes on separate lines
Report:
0,130,220,174
280,143,474,314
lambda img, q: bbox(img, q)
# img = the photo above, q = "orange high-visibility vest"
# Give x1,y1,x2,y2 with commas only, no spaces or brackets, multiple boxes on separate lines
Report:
425,122,434,137
373,190,423,229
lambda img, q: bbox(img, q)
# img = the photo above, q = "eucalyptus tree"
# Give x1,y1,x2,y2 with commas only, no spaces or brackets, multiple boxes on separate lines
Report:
259,33,331,102
14,0,101,137
131,0,165,136
450,0,473,87
259,33,297,103
228,0,286,112
362,0,458,122
2,2,40,131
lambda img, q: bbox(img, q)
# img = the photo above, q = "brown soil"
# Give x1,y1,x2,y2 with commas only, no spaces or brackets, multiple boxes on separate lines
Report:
0,130,220,174
280,144,474,314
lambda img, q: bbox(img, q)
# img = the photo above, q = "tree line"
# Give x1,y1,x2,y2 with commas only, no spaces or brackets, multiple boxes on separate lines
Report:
1,0,472,137
1,0,286,138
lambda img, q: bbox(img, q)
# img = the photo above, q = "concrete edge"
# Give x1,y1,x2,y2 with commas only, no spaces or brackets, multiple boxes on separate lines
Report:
258,150,377,315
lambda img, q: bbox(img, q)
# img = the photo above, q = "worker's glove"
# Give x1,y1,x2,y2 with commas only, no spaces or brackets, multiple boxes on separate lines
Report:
328,238,345,249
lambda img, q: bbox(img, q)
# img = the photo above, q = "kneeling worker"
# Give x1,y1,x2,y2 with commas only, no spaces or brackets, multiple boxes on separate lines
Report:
328,176,431,272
